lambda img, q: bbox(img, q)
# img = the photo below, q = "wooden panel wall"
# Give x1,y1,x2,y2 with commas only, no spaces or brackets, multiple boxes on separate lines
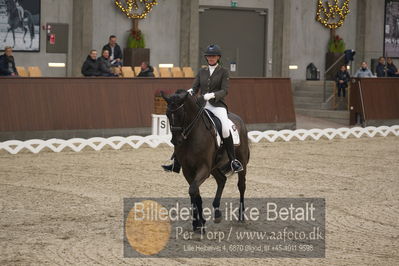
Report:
0,78,296,132
350,78,399,125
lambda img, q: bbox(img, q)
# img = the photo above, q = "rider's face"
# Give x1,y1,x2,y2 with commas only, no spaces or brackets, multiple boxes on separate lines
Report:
206,55,220,66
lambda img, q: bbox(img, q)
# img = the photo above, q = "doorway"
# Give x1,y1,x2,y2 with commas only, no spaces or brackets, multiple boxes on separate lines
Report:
199,7,267,77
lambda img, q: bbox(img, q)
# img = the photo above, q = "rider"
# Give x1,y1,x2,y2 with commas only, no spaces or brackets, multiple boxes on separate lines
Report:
15,0,24,24
162,44,244,174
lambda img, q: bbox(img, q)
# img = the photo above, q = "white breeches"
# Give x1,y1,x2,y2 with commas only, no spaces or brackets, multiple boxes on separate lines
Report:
205,101,231,138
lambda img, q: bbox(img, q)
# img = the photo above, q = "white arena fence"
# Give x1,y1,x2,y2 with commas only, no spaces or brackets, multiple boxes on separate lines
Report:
0,126,398,155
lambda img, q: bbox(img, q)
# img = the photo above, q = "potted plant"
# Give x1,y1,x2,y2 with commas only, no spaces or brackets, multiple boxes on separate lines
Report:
325,35,346,80
123,19,150,67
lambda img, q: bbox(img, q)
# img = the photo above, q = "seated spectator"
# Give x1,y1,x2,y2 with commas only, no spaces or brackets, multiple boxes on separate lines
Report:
0,46,18,76
137,61,155,77
335,65,350,98
354,62,375,78
102,35,123,67
386,58,399,77
97,49,117,77
376,57,387,77
81,50,100,77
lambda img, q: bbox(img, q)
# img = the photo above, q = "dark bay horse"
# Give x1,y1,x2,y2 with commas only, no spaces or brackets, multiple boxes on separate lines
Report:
161,89,250,233
3,0,35,48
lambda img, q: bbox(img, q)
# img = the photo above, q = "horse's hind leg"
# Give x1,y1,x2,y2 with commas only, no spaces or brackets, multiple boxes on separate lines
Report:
211,169,227,223
11,30,16,48
22,27,27,44
237,168,246,222
30,32,33,48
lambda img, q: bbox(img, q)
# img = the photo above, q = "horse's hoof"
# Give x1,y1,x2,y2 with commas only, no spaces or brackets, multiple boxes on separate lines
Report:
192,231,202,241
214,216,222,223
192,227,204,240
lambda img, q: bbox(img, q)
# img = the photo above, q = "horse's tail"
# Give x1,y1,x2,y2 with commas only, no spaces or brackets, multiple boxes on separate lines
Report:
24,10,34,39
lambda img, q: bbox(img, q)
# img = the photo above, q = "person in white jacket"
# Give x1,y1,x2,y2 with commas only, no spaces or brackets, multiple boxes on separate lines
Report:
354,62,376,78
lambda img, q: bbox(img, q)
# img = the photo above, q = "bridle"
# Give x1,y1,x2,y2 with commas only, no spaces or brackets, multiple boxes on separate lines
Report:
167,96,205,140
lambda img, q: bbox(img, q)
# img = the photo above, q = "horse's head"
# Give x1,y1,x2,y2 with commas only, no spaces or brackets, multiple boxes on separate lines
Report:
6,0,15,10
161,89,197,145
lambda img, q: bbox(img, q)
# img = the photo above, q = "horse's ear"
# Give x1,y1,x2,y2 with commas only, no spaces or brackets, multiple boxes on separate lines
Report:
160,91,170,103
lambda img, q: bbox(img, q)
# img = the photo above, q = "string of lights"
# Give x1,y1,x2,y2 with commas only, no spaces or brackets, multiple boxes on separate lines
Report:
316,0,351,29
115,0,158,19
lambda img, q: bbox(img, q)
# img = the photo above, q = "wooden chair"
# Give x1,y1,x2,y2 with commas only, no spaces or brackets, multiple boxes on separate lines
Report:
121,66,135,78
153,67,160,78
159,68,172,78
182,67,194,78
28,66,42,77
134,66,141,76
171,67,184,78
16,66,28,77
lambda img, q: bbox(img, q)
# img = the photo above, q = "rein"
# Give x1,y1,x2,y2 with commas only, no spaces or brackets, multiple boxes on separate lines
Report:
168,97,205,140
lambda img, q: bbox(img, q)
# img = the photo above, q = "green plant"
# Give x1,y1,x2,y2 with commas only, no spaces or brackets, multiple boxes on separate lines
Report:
127,30,145,48
328,35,346,53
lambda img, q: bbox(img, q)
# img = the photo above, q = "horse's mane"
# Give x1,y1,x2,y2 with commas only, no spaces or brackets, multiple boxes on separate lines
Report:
168,89,188,102
175,89,188,94
168,89,198,108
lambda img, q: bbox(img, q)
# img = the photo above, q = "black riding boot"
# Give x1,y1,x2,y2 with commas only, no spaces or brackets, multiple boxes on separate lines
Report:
162,156,181,173
223,134,243,173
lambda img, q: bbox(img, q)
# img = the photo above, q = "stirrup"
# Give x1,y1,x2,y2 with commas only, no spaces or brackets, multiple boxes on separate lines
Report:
231,159,244,173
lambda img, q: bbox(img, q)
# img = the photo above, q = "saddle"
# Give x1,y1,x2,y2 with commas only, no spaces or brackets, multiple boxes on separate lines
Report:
204,110,240,147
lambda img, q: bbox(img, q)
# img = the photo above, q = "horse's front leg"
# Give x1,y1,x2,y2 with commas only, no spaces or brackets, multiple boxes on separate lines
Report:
188,167,209,233
3,28,10,42
211,169,227,223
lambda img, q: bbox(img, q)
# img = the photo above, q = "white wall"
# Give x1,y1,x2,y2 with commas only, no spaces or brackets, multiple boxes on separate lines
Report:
199,0,274,77
11,0,392,78
288,0,358,80
92,0,181,68
363,0,385,65
12,0,73,77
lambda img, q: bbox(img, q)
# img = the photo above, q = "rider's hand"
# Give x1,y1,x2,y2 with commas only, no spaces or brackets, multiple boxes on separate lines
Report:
187,88,194,95
203,93,215,101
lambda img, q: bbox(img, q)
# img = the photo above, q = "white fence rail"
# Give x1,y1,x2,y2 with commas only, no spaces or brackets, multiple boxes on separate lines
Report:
0,126,398,155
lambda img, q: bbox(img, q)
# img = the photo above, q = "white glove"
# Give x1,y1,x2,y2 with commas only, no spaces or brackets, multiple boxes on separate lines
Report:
203,93,215,101
187,88,194,95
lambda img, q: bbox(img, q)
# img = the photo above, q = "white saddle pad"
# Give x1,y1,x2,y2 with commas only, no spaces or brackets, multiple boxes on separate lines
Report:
204,110,240,147
214,119,240,147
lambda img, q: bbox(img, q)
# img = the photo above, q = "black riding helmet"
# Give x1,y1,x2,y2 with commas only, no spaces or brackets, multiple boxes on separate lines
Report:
204,44,222,57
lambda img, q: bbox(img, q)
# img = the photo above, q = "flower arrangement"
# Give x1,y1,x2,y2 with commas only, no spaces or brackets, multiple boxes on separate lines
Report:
127,29,145,48
328,35,346,53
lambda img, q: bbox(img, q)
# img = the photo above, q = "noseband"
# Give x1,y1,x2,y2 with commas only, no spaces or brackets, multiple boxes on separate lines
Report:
167,96,204,140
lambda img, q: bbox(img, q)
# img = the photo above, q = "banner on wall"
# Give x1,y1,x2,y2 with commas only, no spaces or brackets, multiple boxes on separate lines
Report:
0,0,40,52
384,0,399,58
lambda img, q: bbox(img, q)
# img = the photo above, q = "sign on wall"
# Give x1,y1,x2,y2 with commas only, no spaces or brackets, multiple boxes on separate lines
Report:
384,0,399,58
0,0,40,52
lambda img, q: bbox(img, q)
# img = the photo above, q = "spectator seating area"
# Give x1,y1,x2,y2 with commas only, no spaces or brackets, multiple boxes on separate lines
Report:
13,66,194,78
121,66,195,78
15,66,42,77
